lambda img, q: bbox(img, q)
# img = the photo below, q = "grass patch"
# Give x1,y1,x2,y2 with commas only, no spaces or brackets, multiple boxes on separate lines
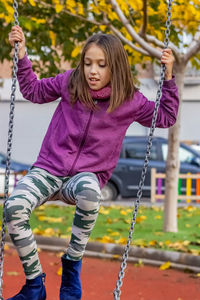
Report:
0,204,200,255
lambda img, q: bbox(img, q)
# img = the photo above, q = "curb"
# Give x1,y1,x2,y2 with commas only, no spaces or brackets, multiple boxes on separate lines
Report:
5,235,200,273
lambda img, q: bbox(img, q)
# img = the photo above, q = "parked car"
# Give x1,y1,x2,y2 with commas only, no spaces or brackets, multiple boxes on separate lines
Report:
0,153,30,197
0,152,30,172
101,136,200,201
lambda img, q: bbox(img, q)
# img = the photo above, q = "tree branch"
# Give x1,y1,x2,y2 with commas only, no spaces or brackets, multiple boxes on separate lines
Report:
108,0,161,59
184,38,200,63
139,0,148,37
35,0,102,26
109,24,149,56
145,34,180,62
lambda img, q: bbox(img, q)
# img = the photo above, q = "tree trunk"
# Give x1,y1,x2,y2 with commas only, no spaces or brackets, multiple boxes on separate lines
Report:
163,62,186,232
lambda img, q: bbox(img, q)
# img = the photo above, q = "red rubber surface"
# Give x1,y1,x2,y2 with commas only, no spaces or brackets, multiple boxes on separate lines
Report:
3,247,200,300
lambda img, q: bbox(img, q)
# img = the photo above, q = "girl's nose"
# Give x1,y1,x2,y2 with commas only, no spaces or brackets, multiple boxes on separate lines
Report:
90,65,97,75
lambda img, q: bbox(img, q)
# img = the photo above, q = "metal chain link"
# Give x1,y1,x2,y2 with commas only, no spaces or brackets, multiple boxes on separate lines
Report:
113,1,173,298
0,1,19,299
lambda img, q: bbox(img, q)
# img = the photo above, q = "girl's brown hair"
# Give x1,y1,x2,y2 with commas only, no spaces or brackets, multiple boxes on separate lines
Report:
68,33,136,113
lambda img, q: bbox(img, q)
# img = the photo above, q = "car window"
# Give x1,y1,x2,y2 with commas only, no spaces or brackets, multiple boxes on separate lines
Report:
162,144,196,163
125,142,158,160
0,154,5,164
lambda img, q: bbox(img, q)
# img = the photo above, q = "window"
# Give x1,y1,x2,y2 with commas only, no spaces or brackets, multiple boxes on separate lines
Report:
125,142,158,160
0,154,5,164
162,144,196,163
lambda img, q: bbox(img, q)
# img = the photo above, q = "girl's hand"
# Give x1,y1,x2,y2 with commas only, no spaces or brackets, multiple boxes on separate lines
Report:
161,48,174,80
9,25,26,59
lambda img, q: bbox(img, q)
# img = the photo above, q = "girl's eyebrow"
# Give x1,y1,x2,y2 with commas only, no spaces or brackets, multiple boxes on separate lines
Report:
84,57,106,62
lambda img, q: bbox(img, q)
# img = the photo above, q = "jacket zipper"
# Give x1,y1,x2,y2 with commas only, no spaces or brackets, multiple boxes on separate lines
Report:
69,110,93,175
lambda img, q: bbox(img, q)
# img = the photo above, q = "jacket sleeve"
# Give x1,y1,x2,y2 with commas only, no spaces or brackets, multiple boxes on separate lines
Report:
17,54,66,104
134,76,179,128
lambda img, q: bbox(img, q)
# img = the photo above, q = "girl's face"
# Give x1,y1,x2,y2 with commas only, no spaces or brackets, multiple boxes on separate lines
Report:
84,43,111,90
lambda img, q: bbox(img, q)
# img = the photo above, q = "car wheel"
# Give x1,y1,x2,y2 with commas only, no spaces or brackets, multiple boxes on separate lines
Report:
101,182,118,201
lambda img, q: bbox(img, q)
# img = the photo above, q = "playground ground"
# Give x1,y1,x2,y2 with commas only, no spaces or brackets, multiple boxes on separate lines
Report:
2,246,200,300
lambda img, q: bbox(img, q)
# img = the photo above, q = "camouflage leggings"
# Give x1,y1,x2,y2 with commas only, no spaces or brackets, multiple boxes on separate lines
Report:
5,167,102,279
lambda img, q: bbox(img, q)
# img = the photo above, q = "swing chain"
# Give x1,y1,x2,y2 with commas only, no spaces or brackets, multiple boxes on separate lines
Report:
113,1,173,299
0,1,19,299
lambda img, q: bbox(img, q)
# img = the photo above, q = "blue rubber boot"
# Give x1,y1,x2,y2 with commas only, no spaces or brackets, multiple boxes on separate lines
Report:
7,273,46,300
60,255,82,300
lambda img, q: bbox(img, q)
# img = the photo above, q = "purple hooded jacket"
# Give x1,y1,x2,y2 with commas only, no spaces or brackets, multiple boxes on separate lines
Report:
17,55,179,188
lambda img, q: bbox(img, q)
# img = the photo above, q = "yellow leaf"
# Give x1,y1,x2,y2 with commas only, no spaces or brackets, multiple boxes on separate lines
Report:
115,238,127,245
134,239,147,247
38,205,45,211
155,232,164,236
31,17,46,24
185,205,196,212
71,46,81,58
4,244,9,251
57,266,62,276
112,254,120,259
120,210,127,216
160,261,171,270
106,217,113,224
38,216,63,223
149,240,157,246
189,249,200,256
55,4,63,13
185,224,191,228
7,271,20,276
137,215,147,223
77,2,84,16
152,206,161,212
134,259,144,267
182,240,190,246
99,207,110,215
155,215,162,220
110,231,120,237
67,226,72,232
28,0,36,6
33,228,44,235
165,240,171,246
4,3,14,15
96,236,115,243
196,273,200,277
49,31,56,47
43,228,55,237
99,25,106,32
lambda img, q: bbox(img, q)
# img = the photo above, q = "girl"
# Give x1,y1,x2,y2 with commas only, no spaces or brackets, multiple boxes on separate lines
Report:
7,25,179,300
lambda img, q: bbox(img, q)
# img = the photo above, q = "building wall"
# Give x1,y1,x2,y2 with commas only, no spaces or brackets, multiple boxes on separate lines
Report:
1,98,200,164
1,62,200,164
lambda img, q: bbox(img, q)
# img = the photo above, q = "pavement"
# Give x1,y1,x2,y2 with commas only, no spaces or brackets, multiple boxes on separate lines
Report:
2,245,200,300
2,200,200,299
2,198,200,274
4,234,200,273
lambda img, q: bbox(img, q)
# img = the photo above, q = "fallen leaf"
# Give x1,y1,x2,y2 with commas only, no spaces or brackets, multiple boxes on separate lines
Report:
134,259,144,267
154,215,162,220
160,261,171,270
137,215,147,223
57,266,62,276
185,224,191,228
112,254,120,259
115,238,127,245
106,217,113,224
7,271,20,276
120,210,128,216
149,240,157,246
110,231,120,237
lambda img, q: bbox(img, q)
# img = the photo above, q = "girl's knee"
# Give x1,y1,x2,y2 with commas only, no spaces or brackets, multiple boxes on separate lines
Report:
5,197,30,224
62,172,102,205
